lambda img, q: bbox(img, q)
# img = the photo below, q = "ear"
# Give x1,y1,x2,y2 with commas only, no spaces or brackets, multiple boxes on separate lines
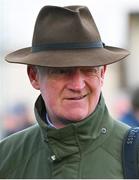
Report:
27,65,40,90
100,65,107,85
101,65,107,79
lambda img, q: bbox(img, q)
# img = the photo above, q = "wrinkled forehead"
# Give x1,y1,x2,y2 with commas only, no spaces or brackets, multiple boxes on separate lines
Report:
33,65,104,77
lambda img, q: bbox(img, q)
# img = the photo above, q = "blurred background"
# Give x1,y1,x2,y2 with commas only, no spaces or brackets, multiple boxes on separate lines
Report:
0,0,139,139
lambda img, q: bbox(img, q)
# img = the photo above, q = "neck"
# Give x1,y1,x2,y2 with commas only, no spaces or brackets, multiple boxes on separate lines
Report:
47,114,78,129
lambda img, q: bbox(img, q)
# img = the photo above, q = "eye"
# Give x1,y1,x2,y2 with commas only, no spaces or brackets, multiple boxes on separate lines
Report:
81,67,99,75
46,68,73,75
57,69,69,74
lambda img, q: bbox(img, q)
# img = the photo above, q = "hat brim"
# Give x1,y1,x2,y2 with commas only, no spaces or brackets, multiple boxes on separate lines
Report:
5,46,129,67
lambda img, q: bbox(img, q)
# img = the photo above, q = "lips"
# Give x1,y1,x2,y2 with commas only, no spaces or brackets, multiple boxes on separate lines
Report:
65,94,88,100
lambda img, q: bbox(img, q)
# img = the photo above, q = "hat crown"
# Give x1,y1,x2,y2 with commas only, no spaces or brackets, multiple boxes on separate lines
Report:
32,5,101,46
5,5,129,67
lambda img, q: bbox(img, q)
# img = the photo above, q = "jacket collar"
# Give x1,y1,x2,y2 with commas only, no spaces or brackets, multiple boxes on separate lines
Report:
34,94,114,160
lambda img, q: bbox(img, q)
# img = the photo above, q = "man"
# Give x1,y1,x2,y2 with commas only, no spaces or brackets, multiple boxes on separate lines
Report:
0,5,130,178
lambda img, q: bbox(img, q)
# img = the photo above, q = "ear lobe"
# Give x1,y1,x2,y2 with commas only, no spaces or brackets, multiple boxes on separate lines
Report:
27,65,40,90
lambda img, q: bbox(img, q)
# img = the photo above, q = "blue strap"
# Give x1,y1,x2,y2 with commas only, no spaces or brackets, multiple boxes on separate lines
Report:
32,41,104,52
122,127,139,179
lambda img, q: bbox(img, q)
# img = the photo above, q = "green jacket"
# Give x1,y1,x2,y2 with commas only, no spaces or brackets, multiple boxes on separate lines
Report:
0,95,129,179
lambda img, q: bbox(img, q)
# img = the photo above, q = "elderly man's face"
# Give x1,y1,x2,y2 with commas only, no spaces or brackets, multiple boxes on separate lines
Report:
28,66,106,128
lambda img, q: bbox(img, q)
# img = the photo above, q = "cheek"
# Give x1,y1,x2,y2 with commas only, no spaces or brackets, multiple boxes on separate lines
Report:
87,76,103,104
89,75,103,89
40,80,61,108
95,72,104,87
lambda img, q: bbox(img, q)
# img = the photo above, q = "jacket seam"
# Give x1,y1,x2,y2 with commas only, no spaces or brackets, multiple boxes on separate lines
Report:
101,146,120,162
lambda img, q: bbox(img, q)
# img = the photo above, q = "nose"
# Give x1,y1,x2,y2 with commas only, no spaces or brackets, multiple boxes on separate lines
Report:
66,69,85,91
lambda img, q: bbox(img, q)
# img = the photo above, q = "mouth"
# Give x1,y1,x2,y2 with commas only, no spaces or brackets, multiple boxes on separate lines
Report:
65,94,88,100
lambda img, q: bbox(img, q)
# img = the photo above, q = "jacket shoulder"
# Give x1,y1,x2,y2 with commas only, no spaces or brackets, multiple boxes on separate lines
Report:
0,124,42,177
113,119,130,138
102,119,130,162
0,124,41,146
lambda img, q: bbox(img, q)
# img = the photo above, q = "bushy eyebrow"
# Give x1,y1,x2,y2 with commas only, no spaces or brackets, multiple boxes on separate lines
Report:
35,65,102,76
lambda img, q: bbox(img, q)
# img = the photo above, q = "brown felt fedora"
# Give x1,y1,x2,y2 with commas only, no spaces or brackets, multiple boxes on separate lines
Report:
5,5,130,67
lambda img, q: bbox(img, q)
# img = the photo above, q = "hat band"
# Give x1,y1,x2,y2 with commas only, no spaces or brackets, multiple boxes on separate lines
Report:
32,41,104,52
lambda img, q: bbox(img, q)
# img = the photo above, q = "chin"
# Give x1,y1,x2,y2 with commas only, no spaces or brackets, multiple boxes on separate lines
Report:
64,112,88,122
64,107,95,122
